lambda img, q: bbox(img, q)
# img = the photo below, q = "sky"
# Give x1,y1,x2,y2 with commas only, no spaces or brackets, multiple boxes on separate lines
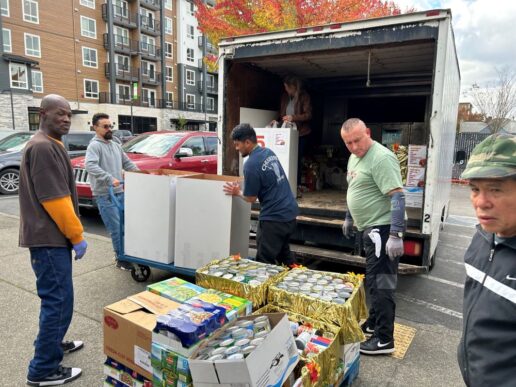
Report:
393,0,516,102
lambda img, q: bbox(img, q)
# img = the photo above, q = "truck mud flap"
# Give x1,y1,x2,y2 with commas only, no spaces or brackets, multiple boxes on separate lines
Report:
248,240,426,275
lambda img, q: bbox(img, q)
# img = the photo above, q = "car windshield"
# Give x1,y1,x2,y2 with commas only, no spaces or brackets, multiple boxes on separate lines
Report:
122,133,183,157
0,133,34,152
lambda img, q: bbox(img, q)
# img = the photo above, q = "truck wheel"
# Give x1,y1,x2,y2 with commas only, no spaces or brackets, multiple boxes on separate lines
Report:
0,168,20,195
131,265,151,282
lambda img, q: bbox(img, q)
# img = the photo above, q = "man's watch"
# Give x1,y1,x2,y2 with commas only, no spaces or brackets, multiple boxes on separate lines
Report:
390,231,404,238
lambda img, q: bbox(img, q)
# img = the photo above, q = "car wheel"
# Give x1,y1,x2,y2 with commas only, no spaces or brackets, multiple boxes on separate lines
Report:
0,168,20,195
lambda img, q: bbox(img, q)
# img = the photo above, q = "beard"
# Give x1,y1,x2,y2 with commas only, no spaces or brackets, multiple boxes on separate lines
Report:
103,131,113,140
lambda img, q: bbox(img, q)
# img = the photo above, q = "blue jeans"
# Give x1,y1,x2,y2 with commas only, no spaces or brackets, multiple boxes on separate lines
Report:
96,192,124,259
28,247,74,379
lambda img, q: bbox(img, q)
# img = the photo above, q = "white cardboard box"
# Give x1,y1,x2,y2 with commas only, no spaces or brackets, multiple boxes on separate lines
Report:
124,170,200,264
174,174,251,269
340,342,360,375
189,313,299,387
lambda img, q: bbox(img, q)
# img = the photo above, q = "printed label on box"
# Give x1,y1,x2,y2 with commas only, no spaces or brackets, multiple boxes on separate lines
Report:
134,346,152,374
408,145,427,167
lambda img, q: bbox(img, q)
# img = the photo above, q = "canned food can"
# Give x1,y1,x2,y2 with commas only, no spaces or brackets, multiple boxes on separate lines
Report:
222,273,234,280
233,275,246,282
254,315,269,324
238,320,254,331
327,292,339,298
212,271,224,277
333,278,344,284
219,338,235,347
232,328,251,339
312,273,322,279
324,285,335,292
242,345,256,356
250,337,265,347
276,283,288,290
208,354,225,361
227,353,244,360
254,320,271,334
312,285,324,292
289,281,300,288
321,295,332,302
297,274,308,281
334,297,346,304
307,277,318,284
323,275,333,281
235,338,250,348
335,284,346,291
338,291,351,299
289,321,300,335
309,293,321,298
254,330,268,339
224,346,242,356
248,280,261,287
210,347,227,356
317,280,329,286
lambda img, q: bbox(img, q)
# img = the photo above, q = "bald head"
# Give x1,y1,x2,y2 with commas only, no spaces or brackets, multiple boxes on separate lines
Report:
39,94,72,140
340,118,373,158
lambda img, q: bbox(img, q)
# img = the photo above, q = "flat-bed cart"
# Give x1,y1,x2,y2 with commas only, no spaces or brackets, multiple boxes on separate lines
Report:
109,186,196,282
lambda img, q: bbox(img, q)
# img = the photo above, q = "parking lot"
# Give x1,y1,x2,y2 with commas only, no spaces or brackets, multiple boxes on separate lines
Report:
0,184,474,386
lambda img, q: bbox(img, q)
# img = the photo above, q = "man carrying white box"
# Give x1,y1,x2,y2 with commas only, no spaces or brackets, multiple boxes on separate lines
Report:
223,124,299,267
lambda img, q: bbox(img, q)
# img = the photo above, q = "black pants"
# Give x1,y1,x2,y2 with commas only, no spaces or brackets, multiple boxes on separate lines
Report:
297,135,309,186
256,220,296,266
362,224,399,343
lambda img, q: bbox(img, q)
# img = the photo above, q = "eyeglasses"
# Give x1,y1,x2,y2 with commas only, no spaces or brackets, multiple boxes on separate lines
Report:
99,124,113,129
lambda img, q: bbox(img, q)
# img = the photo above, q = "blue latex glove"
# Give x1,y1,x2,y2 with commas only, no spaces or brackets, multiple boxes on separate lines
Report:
73,240,88,260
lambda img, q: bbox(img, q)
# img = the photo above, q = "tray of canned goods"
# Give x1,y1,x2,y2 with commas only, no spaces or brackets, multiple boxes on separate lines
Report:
196,256,288,308
267,268,368,343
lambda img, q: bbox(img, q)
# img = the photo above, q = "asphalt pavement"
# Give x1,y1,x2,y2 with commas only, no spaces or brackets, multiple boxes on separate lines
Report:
0,185,475,386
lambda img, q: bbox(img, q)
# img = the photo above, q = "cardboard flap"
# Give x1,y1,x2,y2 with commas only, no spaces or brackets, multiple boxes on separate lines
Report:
105,298,143,315
127,291,180,315
125,310,158,331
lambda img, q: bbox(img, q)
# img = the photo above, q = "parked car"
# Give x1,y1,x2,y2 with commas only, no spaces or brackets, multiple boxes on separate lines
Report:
71,131,218,207
0,131,96,195
112,130,134,143
0,130,17,141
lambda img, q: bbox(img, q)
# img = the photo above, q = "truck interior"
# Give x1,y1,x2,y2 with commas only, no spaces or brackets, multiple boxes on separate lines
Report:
222,40,436,268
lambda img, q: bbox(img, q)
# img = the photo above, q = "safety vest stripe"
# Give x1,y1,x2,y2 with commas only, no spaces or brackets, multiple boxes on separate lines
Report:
465,263,516,304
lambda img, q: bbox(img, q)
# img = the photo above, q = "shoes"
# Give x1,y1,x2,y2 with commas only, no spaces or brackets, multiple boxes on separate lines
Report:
61,340,84,354
27,366,82,386
360,336,395,355
361,322,375,337
115,260,133,271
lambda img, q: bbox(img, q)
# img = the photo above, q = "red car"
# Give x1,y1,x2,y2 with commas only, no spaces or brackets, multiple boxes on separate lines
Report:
71,131,219,207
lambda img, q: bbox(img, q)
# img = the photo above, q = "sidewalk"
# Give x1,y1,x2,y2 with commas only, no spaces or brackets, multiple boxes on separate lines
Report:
0,212,464,386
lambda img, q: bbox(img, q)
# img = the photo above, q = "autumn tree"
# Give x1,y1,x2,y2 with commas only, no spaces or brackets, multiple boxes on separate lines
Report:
469,66,516,134
195,0,407,68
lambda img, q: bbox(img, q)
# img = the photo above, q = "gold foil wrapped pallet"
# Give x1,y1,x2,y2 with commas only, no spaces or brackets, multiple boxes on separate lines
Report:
268,268,368,344
255,305,341,387
196,256,288,308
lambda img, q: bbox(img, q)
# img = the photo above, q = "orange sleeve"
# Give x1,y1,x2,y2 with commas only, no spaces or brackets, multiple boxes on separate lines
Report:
41,196,84,245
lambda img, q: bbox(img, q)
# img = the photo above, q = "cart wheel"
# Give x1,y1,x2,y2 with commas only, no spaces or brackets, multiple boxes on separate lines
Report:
131,265,151,282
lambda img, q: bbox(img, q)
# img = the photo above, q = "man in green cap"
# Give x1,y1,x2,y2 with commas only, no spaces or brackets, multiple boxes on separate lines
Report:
457,133,516,387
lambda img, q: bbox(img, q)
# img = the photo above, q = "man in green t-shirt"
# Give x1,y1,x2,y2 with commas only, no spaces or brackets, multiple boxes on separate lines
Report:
341,118,406,355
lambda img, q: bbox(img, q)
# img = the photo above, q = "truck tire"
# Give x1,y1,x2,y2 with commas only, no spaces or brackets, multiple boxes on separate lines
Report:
0,168,20,195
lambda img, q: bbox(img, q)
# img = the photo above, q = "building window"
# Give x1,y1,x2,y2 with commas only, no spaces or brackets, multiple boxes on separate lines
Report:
188,1,195,16
116,84,130,103
165,0,172,10
166,92,173,107
23,0,39,23
142,88,156,107
186,93,195,109
165,17,173,35
2,29,11,52
207,97,215,112
187,25,194,39
1,0,9,17
114,26,129,46
24,33,41,57
10,63,28,89
79,0,94,9
186,48,194,63
186,69,195,85
207,73,215,88
141,34,156,55
84,79,99,99
31,70,43,93
114,0,128,18
115,54,130,74
28,111,39,131
166,66,173,82
80,16,96,39
82,47,98,68
165,42,173,58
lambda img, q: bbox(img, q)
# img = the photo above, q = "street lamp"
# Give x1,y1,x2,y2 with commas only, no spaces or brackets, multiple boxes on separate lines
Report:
0,89,16,130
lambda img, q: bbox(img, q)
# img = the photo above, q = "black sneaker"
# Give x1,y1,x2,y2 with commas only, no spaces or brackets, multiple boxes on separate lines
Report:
27,366,82,386
360,336,395,355
61,340,84,354
361,322,375,336
115,260,133,271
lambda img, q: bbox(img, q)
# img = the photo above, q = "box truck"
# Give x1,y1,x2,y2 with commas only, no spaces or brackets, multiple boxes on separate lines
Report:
216,9,460,273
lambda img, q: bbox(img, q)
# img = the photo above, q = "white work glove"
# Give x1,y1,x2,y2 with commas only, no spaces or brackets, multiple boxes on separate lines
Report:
386,236,404,261
342,218,354,239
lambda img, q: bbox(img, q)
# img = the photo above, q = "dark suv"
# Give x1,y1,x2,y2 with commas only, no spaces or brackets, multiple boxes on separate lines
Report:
0,131,96,195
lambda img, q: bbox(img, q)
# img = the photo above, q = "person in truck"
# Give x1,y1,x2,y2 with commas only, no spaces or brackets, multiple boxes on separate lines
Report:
457,133,516,387
340,118,405,355
85,113,139,271
19,94,85,386
223,123,299,267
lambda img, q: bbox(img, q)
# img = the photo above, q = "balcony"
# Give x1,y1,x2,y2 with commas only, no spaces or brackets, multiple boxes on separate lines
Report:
140,0,160,11
197,80,218,94
98,93,218,113
140,16,160,36
197,36,218,54
140,42,161,61
104,63,139,82
141,70,161,85
102,3,138,29
103,34,139,55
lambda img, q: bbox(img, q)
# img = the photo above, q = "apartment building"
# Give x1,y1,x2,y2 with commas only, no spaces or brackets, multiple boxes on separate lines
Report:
0,0,217,133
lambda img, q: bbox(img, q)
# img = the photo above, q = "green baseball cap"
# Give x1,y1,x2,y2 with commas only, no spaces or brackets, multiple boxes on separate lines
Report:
461,133,516,179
